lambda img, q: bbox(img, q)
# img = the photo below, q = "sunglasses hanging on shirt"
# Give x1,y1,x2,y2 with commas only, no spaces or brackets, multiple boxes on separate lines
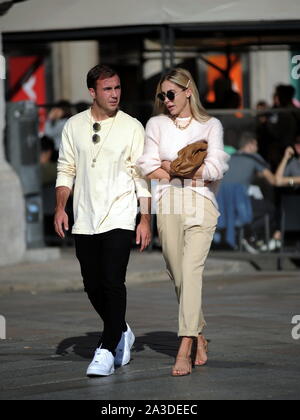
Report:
92,122,101,144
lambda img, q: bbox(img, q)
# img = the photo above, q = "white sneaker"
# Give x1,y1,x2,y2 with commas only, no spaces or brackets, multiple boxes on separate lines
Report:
86,348,115,377
241,238,259,254
114,323,135,366
260,239,281,252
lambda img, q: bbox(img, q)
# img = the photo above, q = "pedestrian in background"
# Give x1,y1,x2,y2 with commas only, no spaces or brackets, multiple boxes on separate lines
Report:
45,100,72,151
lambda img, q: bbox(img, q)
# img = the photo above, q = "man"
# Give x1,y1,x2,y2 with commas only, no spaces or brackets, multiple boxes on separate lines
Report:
257,85,300,170
45,100,72,151
220,132,276,252
223,132,275,187
54,64,151,377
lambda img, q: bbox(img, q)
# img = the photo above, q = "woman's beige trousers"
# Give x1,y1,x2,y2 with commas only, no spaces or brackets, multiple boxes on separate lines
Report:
157,186,220,337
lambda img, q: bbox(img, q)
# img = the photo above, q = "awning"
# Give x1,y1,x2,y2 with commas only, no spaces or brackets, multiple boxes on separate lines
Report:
2,0,300,33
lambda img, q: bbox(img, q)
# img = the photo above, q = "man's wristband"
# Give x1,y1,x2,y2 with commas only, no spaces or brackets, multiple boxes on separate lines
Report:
289,177,294,187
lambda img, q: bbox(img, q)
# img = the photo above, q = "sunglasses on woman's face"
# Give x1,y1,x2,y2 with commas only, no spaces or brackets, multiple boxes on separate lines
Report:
92,122,101,143
157,89,186,103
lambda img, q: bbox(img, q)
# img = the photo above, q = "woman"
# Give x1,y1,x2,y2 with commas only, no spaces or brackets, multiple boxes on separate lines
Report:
137,68,230,376
275,143,300,187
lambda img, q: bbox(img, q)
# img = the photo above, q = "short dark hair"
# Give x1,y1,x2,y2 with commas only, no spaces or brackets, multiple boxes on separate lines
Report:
54,99,72,118
275,84,295,107
86,64,118,90
41,135,55,152
256,100,268,108
239,131,257,149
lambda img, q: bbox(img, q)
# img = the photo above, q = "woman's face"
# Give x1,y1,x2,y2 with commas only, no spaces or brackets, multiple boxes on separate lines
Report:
160,80,191,117
294,142,300,157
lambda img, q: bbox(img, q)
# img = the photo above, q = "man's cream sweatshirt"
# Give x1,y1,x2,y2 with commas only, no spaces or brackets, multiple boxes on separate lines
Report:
56,109,151,235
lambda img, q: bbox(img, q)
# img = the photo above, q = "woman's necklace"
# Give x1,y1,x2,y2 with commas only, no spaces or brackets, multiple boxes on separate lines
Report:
90,109,117,168
173,116,193,130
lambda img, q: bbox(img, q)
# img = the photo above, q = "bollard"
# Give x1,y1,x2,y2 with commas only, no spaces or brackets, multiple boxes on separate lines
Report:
0,54,5,80
0,315,6,339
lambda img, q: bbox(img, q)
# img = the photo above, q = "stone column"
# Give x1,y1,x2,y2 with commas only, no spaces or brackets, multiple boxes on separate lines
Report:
51,41,99,103
249,49,291,108
0,33,26,266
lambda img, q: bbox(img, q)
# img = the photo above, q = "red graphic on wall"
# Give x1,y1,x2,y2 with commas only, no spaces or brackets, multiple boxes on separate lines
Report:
8,56,47,131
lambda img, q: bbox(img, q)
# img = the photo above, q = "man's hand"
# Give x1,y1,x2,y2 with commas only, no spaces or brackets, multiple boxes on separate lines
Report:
136,219,152,252
54,208,69,239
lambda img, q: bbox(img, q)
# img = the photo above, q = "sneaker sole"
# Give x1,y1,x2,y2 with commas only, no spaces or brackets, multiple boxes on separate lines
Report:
121,332,135,366
86,367,115,377
129,332,135,349
115,332,135,367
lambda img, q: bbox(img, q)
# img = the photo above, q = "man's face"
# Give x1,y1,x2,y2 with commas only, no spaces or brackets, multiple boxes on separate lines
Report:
89,75,121,113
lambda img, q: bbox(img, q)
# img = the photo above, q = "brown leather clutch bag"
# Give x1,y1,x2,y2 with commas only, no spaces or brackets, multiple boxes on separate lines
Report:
170,140,208,177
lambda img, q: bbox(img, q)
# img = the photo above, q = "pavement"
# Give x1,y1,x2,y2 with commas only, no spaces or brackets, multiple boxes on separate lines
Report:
0,247,257,295
0,247,300,400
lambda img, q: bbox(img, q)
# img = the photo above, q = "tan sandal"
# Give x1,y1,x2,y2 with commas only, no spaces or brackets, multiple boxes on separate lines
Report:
172,356,192,377
194,335,208,366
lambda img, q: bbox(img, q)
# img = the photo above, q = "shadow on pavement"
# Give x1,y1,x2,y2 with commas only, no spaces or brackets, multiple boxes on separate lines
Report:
47,332,267,371
53,331,180,361
133,331,179,358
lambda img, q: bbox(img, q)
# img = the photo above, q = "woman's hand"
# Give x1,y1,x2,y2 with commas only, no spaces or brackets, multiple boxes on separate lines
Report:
284,146,295,161
161,160,172,174
191,179,212,187
48,107,64,121
186,165,212,187
161,161,211,187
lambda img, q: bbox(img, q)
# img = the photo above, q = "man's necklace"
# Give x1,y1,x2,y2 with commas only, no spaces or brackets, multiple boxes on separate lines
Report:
90,109,117,168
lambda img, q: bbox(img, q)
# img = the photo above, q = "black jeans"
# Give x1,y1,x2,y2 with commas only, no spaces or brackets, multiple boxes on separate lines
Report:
75,229,133,354
249,197,277,240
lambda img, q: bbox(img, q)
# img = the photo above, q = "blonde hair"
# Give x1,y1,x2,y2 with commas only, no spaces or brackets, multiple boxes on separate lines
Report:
153,67,211,123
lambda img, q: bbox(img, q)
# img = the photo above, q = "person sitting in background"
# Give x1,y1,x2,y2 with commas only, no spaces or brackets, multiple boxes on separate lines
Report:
44,100,73,151
275,140,300,188
274,141,300,252
223,131,275,187
220,131,278,253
